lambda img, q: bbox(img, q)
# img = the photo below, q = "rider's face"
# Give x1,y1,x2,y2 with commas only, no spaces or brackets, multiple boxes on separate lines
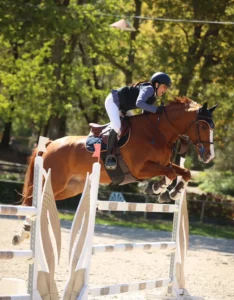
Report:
156,84,168,97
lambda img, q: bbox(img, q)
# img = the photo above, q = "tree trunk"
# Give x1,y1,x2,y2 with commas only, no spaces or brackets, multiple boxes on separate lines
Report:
0,121,12,147
47,115,66,140
1,42,19,148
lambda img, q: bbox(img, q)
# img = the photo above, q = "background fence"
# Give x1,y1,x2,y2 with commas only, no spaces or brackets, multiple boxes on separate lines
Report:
0,177,233,226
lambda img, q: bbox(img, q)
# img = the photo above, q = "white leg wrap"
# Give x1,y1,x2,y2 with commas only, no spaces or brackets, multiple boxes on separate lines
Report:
152,177,172,194
12,216,31,245
165,176,173,186
23,216,32,226
169,179,187,201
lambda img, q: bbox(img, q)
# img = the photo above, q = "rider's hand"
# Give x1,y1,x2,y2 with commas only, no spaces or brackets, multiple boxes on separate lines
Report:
156,105,164,114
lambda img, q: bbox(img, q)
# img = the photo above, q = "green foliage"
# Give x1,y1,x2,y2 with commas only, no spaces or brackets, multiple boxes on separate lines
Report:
184,156,194,170
0,0,233,180
187,191,234,224
194,170,234,197
0,180,23,204
0,173,20,181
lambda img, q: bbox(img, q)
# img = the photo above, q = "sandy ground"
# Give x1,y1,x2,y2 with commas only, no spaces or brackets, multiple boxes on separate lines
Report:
0,217,234,300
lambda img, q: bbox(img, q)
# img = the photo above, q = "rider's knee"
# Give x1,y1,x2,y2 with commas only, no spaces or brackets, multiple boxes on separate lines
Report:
111,122,121,134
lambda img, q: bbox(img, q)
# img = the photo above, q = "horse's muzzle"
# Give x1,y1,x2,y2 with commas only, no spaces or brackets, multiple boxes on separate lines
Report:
199,152,215,163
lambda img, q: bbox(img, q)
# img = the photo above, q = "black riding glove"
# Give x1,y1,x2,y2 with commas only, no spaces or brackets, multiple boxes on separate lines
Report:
156,105,164,114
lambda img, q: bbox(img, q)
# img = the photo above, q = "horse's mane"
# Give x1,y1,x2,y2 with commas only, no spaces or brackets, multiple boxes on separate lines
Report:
167,96,200,111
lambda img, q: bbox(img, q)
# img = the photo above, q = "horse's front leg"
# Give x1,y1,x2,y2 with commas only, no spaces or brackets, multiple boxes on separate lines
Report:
167,163,191,201
145,176,173,196
144,163,191,203
140,162,177,198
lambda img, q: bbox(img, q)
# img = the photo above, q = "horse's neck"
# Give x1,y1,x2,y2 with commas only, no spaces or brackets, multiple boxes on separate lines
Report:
164,107,196,135
129,109,196,139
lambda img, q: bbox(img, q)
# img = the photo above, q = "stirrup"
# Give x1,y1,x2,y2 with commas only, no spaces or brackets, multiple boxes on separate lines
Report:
105,154,117,170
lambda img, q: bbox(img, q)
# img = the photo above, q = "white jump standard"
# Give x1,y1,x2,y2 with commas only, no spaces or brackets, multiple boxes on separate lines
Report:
0,136,202,299
63,158,195,299
0,136,61,300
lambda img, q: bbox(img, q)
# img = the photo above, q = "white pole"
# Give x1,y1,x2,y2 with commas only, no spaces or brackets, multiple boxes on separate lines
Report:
78,162,101,300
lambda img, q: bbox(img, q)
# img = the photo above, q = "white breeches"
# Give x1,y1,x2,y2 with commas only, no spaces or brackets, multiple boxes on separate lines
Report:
105,94,121,134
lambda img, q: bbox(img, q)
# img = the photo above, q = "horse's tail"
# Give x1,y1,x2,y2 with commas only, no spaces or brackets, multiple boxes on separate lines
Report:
21,141,52,206
21,147,38,206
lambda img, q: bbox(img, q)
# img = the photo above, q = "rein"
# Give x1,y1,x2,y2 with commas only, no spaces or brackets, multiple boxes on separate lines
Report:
145,113,169,146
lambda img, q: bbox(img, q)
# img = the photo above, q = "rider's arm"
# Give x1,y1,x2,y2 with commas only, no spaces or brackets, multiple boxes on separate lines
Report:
136,86,157,113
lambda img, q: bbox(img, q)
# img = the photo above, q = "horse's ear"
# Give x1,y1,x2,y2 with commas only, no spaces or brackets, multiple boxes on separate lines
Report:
209,103,219,113
202,102,208,110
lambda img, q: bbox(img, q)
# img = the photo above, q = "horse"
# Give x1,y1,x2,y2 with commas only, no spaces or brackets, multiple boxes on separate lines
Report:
12,97,218,245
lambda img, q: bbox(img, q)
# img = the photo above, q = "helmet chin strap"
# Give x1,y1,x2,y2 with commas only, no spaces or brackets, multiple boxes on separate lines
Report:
154,83,159,97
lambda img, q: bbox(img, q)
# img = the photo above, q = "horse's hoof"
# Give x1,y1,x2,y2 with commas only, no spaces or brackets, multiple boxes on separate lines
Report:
12,235,20,246
143,184,154,196
12,231,29,245
159,190,171,203
169,190,181,201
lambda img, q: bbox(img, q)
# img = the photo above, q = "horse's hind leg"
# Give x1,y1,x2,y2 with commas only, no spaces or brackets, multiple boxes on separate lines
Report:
12,177,85,245
54,177,85,200
12,217,31,245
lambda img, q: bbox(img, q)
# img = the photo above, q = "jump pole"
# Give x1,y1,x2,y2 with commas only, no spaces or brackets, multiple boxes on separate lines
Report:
62,154,191,299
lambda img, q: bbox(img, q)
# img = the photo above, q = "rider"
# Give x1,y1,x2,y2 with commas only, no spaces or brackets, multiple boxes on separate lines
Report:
105,72,172,170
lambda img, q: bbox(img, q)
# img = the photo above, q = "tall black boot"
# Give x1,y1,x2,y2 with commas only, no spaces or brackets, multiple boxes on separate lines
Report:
105,129,117,170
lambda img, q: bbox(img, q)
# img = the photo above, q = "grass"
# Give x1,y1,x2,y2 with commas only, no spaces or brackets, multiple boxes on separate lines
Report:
58,211,234,240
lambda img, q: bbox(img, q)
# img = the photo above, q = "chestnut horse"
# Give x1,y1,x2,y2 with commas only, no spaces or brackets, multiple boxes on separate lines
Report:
13,97,218,245
23,96,218,205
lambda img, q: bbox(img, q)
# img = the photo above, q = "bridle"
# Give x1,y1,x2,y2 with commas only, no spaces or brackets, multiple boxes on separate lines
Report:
162,108,214,160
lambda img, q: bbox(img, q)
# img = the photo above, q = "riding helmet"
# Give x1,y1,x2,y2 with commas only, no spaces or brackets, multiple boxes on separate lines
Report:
150,72,172,88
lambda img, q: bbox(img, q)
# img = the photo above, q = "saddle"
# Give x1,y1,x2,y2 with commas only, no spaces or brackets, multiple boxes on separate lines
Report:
86,118,130,152
85,118,137,185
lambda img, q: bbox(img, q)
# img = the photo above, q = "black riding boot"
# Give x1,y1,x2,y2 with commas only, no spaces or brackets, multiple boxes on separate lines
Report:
105,129,117,170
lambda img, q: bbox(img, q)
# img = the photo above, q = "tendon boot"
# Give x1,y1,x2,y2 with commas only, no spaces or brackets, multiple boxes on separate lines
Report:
105,129,117,170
